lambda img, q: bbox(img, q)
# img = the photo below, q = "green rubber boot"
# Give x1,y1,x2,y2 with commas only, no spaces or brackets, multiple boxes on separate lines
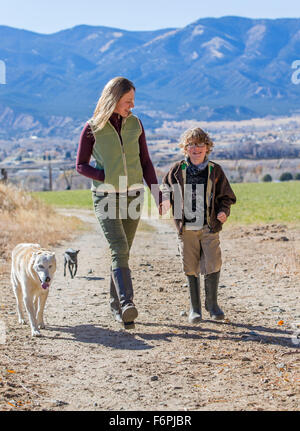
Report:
109,272,123,323
204,271,225,320
112,267,138,328
187,275,202,323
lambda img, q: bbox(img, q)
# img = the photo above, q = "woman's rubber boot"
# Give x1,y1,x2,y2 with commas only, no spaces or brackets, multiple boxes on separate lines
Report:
109,272,123,323
204,271,225,320
112,267,138,328
187,275,202,323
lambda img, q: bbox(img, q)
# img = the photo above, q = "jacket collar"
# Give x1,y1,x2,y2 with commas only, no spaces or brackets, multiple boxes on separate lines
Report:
173,159,214,182
109,111,133,130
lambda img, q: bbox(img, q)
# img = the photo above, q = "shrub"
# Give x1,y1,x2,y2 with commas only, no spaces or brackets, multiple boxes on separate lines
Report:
295,173,300,180
279,172,293,182
262,174,272,182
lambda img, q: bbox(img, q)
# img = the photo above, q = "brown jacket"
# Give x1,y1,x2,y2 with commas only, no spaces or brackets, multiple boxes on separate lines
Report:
162,160,236,234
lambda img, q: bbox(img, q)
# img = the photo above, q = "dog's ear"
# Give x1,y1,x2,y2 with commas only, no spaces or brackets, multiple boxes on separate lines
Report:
76,250,80,254
30,252,38,265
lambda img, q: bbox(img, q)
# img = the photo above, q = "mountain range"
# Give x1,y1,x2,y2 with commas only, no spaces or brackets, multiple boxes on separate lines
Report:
1,16,300,139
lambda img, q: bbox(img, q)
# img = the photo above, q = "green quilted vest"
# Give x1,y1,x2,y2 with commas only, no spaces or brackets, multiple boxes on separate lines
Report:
89,114,144,193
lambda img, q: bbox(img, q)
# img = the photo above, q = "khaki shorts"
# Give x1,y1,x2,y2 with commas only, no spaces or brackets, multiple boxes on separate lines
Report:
177,225,222,276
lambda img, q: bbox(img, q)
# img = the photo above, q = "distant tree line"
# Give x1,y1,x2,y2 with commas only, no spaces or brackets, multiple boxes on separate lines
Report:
215,141,300,160
262,172,300,182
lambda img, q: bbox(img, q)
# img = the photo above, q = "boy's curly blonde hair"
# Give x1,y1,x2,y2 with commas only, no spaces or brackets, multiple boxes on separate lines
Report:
179,127,214,156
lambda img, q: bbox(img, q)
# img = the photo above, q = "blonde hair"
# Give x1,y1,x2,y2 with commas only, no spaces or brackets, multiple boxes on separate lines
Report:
179,127,214,156
91,77,135,131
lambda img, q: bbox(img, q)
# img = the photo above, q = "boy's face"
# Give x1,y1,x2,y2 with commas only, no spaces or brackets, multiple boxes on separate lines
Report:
186,140,208,165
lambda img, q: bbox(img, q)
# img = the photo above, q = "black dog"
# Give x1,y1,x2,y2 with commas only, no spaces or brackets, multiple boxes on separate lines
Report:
63,249,79,278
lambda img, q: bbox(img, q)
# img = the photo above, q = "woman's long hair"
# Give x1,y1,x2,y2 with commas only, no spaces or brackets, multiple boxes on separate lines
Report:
91,77,135,131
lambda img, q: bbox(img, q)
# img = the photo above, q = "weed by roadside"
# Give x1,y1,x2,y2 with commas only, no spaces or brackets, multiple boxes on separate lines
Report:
0,184,82,275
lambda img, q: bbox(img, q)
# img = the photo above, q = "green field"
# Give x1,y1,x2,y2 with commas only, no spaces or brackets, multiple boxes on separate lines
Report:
229,181,300,224
33,189,94,209
33,181,300,225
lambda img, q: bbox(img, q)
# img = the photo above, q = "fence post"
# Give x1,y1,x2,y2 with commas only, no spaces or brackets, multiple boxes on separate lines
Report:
48,160,52,191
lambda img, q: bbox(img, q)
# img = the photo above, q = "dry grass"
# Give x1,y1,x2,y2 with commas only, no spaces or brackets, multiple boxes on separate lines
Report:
0,183,82,275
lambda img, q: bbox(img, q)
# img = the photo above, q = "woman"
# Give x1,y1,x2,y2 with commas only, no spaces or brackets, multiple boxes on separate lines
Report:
76,77,162,329
161,127,236,323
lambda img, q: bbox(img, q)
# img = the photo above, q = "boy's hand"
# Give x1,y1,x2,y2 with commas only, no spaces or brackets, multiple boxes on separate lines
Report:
159,199,171,215
217,211,227,223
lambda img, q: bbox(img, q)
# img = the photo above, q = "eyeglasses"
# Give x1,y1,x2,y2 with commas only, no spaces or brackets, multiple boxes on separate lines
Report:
186,143,206,148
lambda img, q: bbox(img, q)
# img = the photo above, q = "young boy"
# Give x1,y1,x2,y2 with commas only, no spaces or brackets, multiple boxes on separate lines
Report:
160,127,236,323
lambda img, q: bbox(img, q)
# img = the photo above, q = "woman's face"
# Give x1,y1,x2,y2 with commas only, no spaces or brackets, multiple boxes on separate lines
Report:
114,89,135,117
185,141,208,165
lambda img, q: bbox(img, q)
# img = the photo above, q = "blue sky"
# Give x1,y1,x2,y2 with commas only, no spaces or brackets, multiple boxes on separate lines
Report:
1,0,300,33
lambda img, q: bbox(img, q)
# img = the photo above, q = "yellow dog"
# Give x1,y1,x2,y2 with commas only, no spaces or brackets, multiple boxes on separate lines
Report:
11,243,56,337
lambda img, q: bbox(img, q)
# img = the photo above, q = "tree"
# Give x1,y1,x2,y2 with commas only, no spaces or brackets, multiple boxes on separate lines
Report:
295,173,300,180
0,168,7,184
262,174,272,182
24,175,45,191
58,169,76,190
279,172,293,182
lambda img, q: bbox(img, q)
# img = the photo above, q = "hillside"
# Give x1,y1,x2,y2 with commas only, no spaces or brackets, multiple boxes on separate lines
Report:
1,16,300,139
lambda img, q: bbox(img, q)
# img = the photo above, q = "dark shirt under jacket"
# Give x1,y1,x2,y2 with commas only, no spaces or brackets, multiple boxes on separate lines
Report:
184,162,208,227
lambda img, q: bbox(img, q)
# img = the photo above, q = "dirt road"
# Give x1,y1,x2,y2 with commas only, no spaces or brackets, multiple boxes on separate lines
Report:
0,209,299,411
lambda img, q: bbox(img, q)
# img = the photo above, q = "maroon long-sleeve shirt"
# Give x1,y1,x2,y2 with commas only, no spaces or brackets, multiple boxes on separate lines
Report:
76,113,162,204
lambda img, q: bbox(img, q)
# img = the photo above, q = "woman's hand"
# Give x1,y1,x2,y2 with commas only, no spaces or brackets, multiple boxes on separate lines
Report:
217,211,227,223
159,199,171,216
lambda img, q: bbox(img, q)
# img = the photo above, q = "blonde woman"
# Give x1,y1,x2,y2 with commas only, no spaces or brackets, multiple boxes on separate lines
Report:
76,77,162,329
161,127,236,323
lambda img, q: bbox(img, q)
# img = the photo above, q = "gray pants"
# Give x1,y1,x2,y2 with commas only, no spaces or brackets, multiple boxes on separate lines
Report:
92,191,143,269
